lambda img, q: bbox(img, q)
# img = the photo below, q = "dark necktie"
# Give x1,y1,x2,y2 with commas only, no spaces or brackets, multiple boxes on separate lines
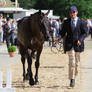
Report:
71,20,75,31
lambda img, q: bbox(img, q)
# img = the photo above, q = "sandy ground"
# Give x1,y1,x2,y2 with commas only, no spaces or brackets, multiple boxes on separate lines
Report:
0,36,92,92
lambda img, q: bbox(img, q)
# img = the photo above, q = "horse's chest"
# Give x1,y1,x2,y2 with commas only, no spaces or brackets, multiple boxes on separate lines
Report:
30,37,44,49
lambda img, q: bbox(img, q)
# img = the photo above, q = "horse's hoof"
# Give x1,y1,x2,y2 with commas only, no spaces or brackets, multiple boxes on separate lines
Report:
23,78,27,82
35,81,39,85
23,79,26,82
29,79,34,86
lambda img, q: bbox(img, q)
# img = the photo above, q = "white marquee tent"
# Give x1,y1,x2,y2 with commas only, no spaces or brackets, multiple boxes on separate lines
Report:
0,7,60,19
0,7,27,13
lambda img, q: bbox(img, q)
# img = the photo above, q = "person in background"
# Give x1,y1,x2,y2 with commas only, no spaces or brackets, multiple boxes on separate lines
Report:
4,17,12,49
87,19,92,38
0,14,3,44
10,19,16,45
55,19,60,38
2,20,7,43
59,5,88,87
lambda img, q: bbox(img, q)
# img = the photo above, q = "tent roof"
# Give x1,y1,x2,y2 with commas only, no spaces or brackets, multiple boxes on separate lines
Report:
0,7,28,13
49,15,60,19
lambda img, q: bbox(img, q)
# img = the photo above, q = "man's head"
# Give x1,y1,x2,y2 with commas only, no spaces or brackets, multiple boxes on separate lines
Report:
69,6,78,19
7,17,11,21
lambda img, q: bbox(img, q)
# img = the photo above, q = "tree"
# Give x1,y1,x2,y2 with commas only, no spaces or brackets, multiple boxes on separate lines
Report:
11,0,15,2
18,0,92,19
33,0,49,9
18,0,36,9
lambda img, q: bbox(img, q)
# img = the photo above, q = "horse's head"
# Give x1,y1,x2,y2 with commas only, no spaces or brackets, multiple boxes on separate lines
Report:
30,10,51,41
39,10,52,41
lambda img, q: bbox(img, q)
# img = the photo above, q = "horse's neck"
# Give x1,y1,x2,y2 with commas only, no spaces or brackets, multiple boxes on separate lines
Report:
31,23,41,34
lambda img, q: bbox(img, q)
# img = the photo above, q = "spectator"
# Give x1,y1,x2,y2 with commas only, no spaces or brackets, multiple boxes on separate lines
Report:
0,14,3,44
4,17,12,49
87,19,92,38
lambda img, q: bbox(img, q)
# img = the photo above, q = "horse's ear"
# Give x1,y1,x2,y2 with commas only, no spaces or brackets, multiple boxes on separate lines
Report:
38,10,41,15
45,10,50,16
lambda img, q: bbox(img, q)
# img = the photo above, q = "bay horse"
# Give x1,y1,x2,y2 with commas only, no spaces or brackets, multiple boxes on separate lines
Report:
17,10,51,86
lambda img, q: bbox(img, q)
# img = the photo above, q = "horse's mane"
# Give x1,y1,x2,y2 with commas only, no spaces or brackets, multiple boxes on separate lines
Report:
17,11,48,46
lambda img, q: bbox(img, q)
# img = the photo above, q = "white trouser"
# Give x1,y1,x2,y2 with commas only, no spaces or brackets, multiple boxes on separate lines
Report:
67,48,80,80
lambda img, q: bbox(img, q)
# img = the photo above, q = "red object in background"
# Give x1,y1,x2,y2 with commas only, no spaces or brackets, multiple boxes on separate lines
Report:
9,52,15,57
0,3,4,7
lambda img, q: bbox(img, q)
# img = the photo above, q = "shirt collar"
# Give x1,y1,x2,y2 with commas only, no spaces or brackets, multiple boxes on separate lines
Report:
71,17,78,21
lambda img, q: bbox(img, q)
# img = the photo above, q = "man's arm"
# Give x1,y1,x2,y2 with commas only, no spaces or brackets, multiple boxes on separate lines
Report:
78,20,88,43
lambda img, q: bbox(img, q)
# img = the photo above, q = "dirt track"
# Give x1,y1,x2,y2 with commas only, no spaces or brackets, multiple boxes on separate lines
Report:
1,36,92,92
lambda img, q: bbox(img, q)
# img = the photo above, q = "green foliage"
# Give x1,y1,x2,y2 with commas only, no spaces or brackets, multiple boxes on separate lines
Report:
18,0,36,9
8,46,16,52
18,0,92,19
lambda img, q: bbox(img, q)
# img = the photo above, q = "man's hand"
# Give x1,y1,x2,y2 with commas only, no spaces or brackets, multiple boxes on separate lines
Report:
77,40,81,46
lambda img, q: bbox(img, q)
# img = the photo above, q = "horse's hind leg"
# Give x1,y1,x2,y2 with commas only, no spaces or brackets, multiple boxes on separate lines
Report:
34,49,42,85
27,52,34,85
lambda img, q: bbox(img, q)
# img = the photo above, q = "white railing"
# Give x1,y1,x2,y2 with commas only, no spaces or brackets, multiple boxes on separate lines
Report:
0,70,15,92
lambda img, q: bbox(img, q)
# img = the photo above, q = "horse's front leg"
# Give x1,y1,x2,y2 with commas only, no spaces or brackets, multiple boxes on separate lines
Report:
21,55,26,82
27,51,34,85
35,48,42,85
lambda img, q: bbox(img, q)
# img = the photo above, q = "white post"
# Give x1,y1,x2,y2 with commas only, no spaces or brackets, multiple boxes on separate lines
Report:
0,70,15,92
0,72,3,88
15,0,18,7
6,70,12,88
3,0,6,6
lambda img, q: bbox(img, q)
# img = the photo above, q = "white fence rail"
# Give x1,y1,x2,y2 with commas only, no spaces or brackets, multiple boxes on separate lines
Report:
0,70,15,92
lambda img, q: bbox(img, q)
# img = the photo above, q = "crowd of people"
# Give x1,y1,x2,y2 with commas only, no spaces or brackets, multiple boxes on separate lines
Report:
49,18,62,38
0,14,17,49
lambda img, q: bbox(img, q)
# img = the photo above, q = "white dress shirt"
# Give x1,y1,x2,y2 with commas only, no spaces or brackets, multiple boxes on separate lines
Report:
71,17,78,27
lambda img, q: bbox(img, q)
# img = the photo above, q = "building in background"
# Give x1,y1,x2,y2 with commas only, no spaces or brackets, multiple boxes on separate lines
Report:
0,0,60,20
